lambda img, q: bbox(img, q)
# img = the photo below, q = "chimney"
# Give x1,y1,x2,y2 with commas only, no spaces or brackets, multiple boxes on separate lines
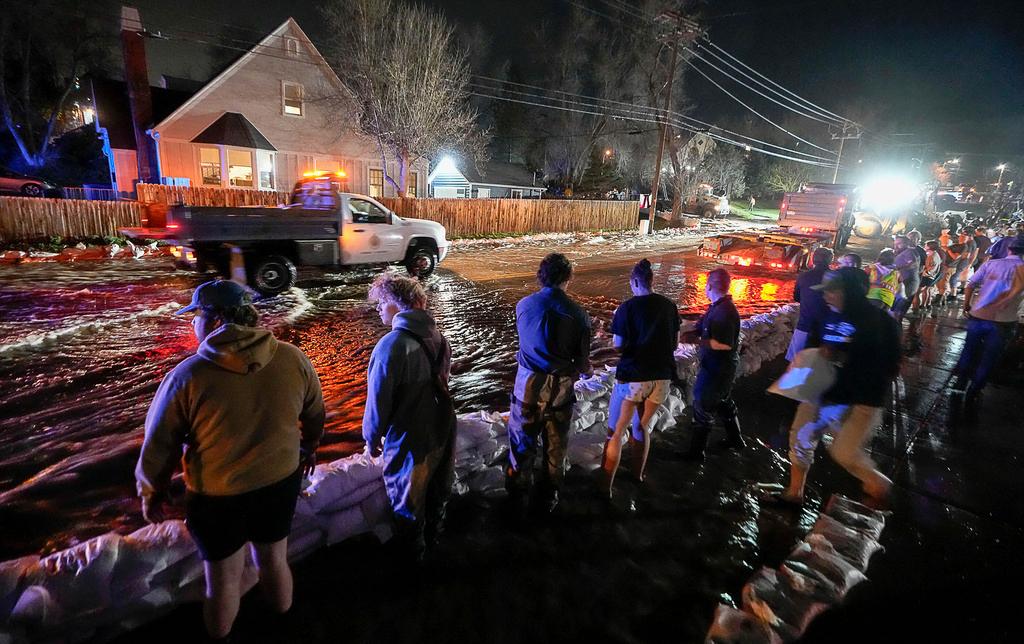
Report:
121,6,159,185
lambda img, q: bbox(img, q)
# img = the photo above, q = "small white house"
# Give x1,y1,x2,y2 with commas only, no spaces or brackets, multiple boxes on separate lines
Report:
427,158,544,198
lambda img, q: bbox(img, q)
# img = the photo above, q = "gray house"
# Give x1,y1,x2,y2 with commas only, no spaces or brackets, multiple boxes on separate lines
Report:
427,158,544,198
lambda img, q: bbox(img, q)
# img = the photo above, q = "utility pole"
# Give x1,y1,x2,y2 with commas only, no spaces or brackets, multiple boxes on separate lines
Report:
831,122,861,184
646,9,700,234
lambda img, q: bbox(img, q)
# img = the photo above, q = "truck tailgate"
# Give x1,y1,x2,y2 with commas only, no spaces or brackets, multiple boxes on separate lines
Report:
779,192,846,231
120,226,179,241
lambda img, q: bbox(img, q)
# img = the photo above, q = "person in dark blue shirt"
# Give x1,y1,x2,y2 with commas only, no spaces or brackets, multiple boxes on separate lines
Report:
786,247,834,361
685,268,744,462
507,253,592,513
601,259,681,495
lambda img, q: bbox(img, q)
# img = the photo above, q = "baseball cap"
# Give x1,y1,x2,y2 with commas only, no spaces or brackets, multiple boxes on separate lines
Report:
811,267,868,293
175,280,251,315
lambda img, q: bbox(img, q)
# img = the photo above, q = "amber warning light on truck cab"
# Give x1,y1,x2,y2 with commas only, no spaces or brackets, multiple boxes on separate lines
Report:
302,170,347,179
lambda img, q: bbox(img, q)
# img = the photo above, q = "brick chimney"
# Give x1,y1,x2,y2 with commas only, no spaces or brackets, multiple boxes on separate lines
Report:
121,6,159,185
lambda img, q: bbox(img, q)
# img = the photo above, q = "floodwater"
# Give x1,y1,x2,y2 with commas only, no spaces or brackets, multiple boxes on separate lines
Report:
0,243,791,558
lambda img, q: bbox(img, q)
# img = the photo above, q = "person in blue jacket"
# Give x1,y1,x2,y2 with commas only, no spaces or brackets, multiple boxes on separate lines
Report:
364,273,455,560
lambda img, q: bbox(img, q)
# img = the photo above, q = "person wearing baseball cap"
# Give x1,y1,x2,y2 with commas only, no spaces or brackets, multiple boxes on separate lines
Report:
763,266,901,509
136,279,325,639
952,236,1024,403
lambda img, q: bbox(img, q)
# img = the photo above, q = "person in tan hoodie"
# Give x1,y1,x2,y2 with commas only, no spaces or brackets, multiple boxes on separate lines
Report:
136,280,324,640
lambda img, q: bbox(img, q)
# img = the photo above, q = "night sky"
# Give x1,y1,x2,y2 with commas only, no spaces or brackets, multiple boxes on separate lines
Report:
133,0,1024,167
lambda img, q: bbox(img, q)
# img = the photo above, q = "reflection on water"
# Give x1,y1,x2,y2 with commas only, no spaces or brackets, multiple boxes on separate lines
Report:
0,253,791,558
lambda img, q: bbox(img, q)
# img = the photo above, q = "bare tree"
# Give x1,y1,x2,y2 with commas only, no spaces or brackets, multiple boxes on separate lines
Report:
0,2,111,169
320,0,488,195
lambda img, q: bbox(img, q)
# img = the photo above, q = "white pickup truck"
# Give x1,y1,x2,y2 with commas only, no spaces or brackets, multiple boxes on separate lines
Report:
122,173,450,294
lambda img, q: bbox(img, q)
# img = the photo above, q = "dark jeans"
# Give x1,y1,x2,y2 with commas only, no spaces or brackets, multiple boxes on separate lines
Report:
954,317,1018,391
391,436,455,561
692,362,739,430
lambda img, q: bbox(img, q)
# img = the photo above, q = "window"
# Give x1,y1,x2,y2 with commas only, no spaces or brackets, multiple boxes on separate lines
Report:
284,37,300,57
282,82,304,116
257,150,275,190
476,188,491,198
511,189,523,199
199,147,222,186
349,198,389,224
292,178,338,210
406,172,418,197
227,149,253,187
369,169,384,198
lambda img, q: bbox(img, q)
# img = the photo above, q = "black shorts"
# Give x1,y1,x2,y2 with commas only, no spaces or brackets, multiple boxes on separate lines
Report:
920,276,936,288
186,468,302,561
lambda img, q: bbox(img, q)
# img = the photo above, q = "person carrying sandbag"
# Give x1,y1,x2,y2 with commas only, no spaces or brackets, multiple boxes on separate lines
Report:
137,279,325,640
363,273,456,562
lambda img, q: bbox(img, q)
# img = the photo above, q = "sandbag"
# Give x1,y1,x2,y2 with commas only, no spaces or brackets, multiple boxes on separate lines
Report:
784,537,867,599
111,522,197,602
304,453,383,513
566,431,606,470
741,567,827,640
705,603,781,644
324,506,371,545
286,525,326,563
824,494,889,540
311,478,386,516
19,533,123,621
0,556,38,623
466,466,508,499
809,515,883,570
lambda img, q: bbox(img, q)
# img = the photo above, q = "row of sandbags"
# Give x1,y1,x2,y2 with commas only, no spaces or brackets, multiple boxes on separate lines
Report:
706,494,890,643
0,241,169,265
0,303,801,643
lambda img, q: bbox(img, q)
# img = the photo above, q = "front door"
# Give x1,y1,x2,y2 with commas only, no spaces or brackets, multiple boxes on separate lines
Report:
342,197,404,264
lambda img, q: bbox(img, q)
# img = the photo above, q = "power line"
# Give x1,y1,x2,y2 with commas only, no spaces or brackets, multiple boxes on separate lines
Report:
471,77,837,162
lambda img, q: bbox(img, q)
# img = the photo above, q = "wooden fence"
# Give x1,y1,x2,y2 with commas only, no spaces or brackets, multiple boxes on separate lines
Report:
0,196,142,243
137,183,290,207
379,198,640,237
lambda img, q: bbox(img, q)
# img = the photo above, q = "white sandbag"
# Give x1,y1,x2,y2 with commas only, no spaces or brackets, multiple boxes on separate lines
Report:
823,495,889,540
9,586,58,628
785,537,867,599
741,567,828,640
304,453,383,513
324,507,371,545
0,556,38,622
705,603,781,644
566,432,606,470
286,526,326,563
312,478,386,516
809,515,883,570
777,563,840,605
149,552,204,592
111,521,196,603
358,485,393,529
21,533,122,620
466,466,508,499
767,349,836,403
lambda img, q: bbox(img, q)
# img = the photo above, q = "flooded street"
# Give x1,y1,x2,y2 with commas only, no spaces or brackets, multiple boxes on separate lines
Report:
0,233,791,558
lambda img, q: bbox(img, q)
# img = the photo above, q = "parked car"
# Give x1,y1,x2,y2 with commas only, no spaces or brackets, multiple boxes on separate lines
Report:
0,167,59,197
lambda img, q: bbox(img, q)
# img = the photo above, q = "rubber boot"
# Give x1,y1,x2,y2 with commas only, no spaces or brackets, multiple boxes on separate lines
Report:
718,415,746,450
683,425,710,463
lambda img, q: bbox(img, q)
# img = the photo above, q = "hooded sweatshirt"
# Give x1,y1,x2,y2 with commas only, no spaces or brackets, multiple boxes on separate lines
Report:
136,324,325,499
362,308,452,521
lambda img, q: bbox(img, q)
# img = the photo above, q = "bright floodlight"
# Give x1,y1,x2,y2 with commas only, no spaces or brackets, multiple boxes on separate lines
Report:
997,163,1007,170
860,175,919,211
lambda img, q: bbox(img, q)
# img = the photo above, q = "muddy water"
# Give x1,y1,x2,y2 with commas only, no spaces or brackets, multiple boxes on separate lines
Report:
0,249,790,558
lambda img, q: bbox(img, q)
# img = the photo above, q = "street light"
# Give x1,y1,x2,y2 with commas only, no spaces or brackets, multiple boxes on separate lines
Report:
997,163,1008,191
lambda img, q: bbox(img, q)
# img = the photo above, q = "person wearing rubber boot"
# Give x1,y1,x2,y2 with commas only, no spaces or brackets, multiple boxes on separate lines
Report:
685,268,744,462
763,267,900,510
364,274,456,562
602,259,681,497
507,253,592,514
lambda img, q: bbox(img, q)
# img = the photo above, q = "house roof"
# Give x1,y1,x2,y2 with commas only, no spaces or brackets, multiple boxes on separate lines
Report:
463,160,540,189
90,77,193,150
155,17,347,132
191,112,276,150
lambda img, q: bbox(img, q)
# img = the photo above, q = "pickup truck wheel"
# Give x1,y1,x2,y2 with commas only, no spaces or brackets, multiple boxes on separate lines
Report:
405,247,437,277
249,255,297,295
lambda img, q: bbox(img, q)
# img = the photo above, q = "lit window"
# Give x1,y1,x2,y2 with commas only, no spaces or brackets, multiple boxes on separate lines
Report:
284,37,300,57
227,149,253,188
369,169,384,198
199,147,221,186
511,189,523,199
257,150,275,190
406,172,418,197
282,82,303,116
